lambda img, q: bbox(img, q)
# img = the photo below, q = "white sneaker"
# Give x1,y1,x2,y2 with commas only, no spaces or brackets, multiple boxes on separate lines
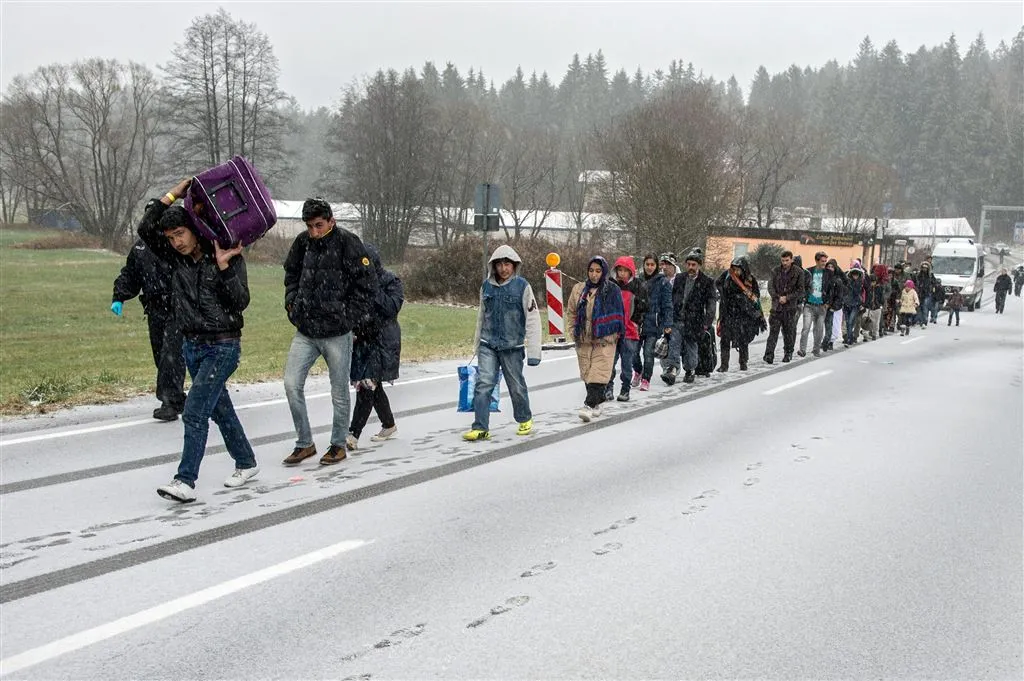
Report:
157,479,197,503
578,406,592,423
370,426,398,442
345,433,359,450
592,404,602,417
223,465,260,488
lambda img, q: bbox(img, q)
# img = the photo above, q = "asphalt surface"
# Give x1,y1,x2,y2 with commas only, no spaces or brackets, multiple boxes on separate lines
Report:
1,263,1021,679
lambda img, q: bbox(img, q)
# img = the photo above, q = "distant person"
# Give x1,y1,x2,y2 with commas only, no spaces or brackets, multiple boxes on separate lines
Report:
946,289,964,327
111,238,186,421
138,179,259,503
898,280,920,336
715,256,765,371
462,245,542,441
822,258,846,352
1012,265,1024,297
993,268,1013,314
842,266,867,346
658,253,682,384
797,251,831,357
671,250,718,383
566,256,624,421
281,198,379,467
632,254,672,392
346,245,403,451
914,261,940,327
606,256,643,402
764,250,805,363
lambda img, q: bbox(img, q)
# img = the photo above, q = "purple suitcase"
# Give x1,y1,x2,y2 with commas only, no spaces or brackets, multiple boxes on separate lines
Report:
184,155,277,248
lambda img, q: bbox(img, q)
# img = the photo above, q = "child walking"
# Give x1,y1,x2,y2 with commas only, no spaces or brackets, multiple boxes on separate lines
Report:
898,279,920,336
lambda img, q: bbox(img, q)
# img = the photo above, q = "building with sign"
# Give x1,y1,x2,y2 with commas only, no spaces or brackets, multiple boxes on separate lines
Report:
707,216,976,269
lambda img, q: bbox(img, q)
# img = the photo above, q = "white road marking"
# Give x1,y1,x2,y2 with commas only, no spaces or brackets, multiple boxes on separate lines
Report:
900,336,924,345
762,370,833,396
0,538,370,677
0,355,578,447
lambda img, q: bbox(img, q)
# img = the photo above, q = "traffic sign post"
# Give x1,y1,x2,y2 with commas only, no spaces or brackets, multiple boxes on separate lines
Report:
474,182,501,279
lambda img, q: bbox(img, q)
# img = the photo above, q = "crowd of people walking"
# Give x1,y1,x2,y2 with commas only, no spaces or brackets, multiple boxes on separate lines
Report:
114,186,1019,501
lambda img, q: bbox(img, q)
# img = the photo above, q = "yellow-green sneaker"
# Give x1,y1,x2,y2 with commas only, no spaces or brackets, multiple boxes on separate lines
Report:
516,419,533,436
462,429,490,442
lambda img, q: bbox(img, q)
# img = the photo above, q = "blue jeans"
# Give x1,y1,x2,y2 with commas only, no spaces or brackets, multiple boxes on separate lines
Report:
284,331,353,448
662,328,683,372
635,336,658,380
607,338,638,391
176,339,256,486
843,306,860,341
473,344,531,431
917,296,933,325
681,335,699,372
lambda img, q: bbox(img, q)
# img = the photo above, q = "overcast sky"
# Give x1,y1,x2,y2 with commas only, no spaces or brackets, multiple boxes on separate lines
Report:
2,1,1020,110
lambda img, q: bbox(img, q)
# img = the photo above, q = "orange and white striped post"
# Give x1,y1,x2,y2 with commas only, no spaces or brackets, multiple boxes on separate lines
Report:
545,252,564,339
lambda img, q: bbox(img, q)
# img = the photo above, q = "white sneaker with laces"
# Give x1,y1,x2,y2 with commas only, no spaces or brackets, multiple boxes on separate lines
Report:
224,465,260,488
346,433,359,450
370,426,398,442
578,405,592,422
592,404,602,417
157,479,197,503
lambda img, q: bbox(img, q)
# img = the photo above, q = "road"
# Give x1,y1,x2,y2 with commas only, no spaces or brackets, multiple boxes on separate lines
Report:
1,270,1021,679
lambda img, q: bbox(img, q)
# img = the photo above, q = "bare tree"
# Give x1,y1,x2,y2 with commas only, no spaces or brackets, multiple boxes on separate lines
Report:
496,122,562,241
426,98,501,246
598,83,738,254
0,154,25,224
327,68,438,260
561,134,595,247
740,108,819,228
160,9,293,184
1,59,164,247
827,154,900,234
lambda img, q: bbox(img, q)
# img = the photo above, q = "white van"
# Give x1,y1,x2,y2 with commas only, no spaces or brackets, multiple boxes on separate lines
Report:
930,238,985,310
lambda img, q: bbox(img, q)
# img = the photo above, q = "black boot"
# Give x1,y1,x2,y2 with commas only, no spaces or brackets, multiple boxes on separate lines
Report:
683,371,695,383
717,339,730,372
153,404,179,421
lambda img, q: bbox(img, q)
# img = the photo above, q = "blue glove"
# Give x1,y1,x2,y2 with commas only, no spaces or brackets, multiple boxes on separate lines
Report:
527,357,541,367
110,301,123,316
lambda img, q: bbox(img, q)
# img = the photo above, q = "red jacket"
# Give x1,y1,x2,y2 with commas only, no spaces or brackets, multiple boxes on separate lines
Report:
611,256,641,341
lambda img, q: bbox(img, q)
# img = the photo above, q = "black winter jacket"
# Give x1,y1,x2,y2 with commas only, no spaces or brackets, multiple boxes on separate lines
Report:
284,228,378,339
768,264,806,313
716,268,765,346
672,271,718,339
994,273,1013,293
138,200,249,339
112,238,175,318
351,246,404,383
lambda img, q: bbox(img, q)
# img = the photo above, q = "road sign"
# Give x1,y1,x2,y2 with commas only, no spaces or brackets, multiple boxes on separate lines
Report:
1014,223,1024,245
474,183,501,232
473,214,500,231
907,246,916,254
882,202,893,218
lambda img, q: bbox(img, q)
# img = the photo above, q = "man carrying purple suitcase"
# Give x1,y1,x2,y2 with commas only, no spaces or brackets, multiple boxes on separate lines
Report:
281,198,379,466
138,179,260,503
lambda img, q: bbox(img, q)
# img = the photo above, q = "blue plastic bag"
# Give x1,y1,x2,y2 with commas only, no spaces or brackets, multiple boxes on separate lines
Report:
457,363,501,413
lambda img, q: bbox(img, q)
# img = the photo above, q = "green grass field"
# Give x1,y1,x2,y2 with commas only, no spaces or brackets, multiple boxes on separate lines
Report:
0,227,481,415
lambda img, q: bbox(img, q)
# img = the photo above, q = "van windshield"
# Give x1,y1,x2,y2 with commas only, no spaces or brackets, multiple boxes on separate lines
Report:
931,255,976,277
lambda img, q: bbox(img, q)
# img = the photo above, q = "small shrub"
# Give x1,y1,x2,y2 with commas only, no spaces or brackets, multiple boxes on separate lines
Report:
401,236,636,306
